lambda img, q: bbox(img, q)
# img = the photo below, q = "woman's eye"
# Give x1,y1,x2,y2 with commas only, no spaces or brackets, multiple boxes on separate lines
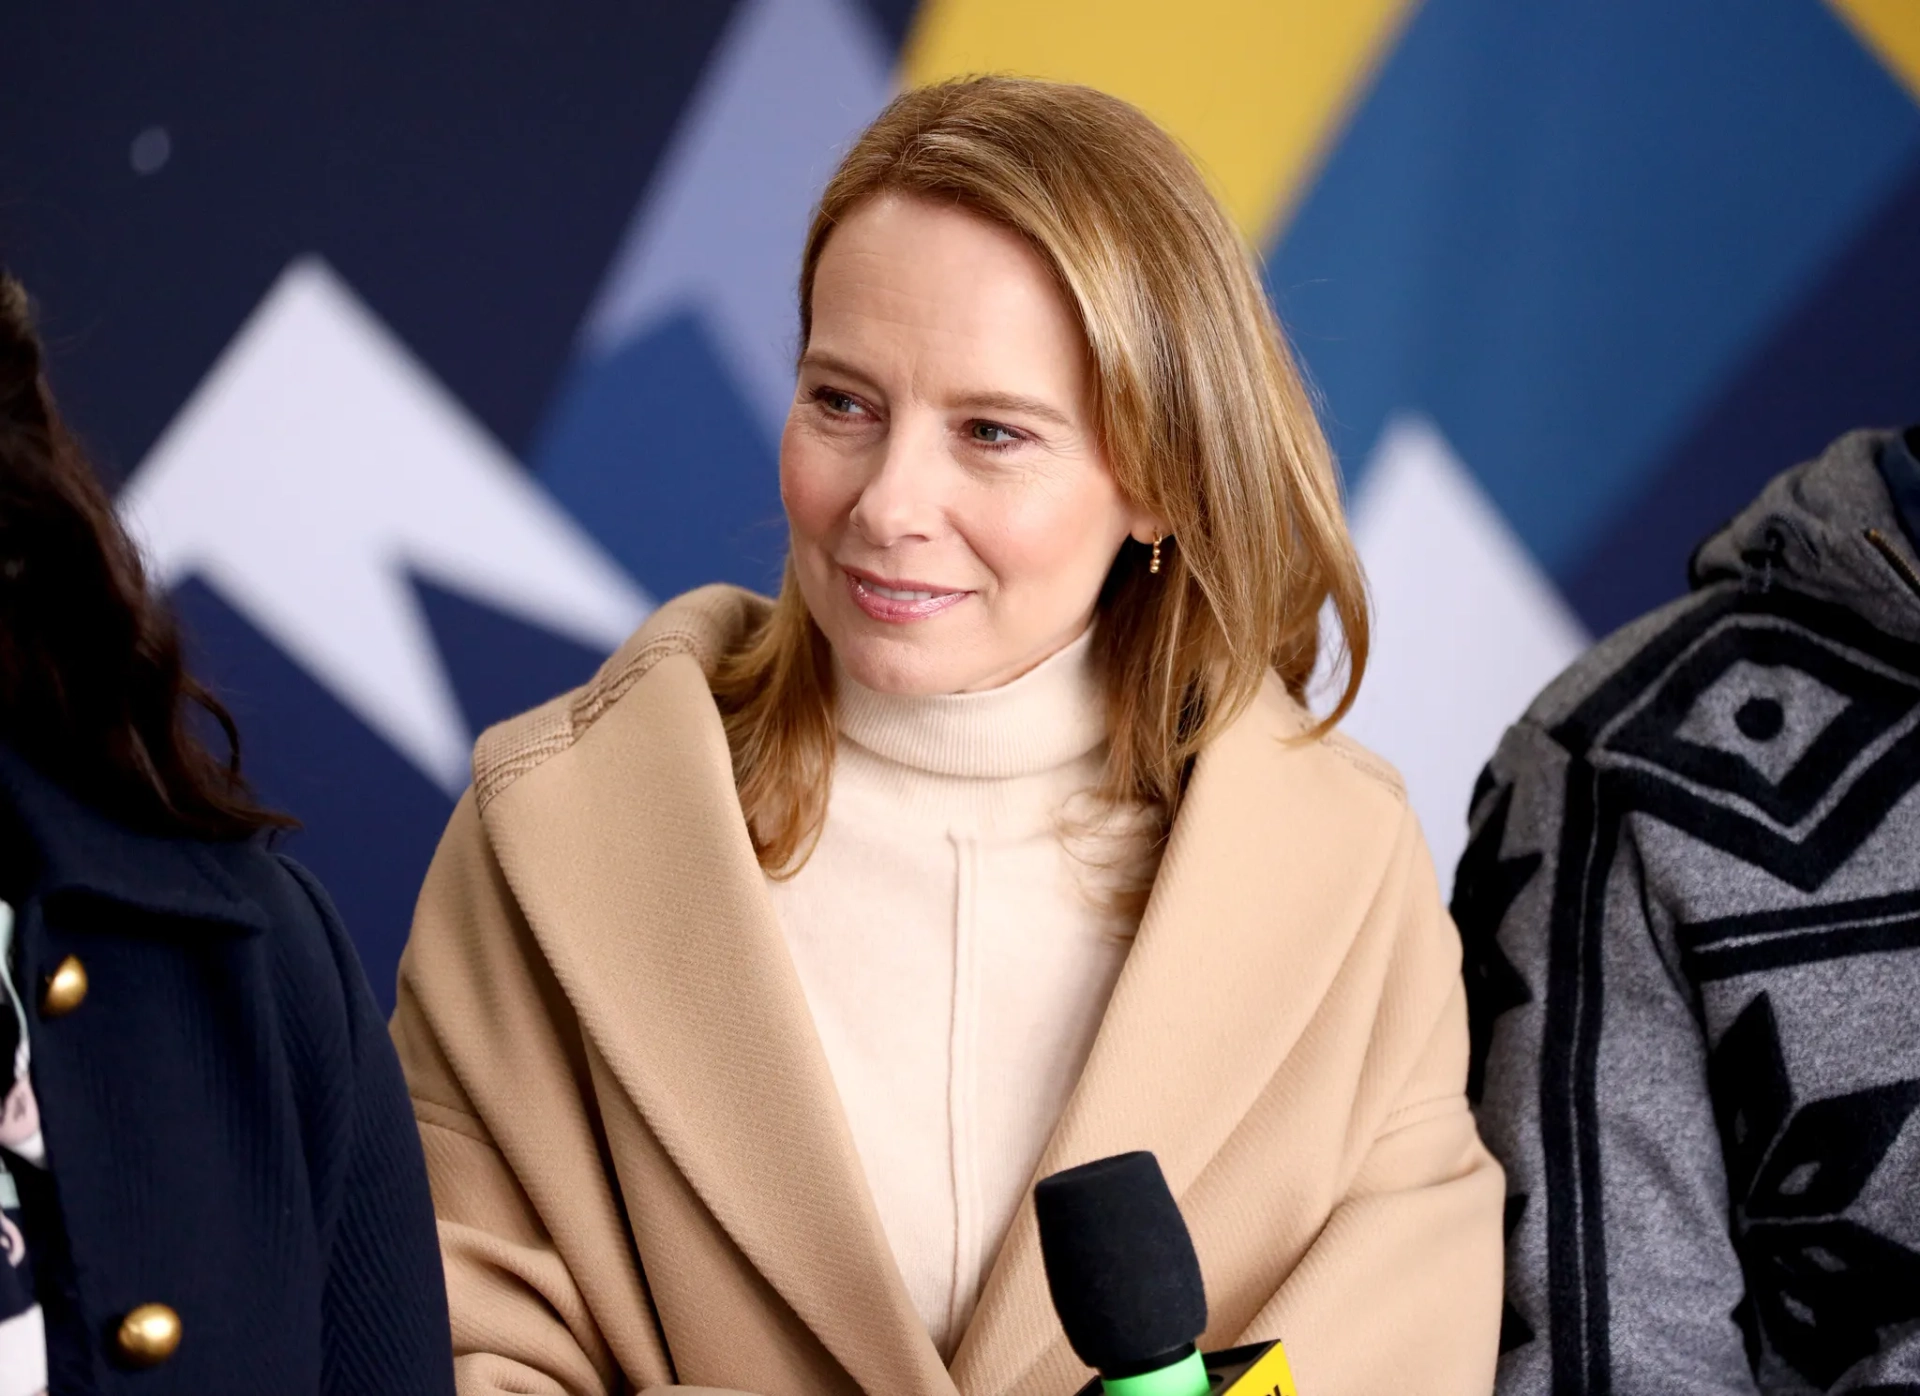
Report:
969,421,1022,447
812,388,865,417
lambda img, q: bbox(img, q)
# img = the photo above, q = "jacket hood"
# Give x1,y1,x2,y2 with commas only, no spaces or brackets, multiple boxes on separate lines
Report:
1689,427,1920,645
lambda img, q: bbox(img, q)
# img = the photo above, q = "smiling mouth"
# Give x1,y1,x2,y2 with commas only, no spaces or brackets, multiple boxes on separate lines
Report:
865,580,941,601
843,569,971,623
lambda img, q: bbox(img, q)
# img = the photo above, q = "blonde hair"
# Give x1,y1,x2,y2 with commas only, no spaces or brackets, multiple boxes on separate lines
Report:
716,75,1368,876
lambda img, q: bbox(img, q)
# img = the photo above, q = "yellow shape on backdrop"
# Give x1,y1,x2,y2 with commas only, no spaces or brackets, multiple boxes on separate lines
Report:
1825,0,1920,103
901,0,1419,244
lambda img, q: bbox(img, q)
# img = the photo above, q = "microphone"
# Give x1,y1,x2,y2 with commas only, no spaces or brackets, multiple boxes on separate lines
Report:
1035,1152,1301,1396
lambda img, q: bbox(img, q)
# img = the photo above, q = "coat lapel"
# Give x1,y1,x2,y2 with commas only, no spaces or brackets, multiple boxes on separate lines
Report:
949,679,1408,1396
483,635,955,1396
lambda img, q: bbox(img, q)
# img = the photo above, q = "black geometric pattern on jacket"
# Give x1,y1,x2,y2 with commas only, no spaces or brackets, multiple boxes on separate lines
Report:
1677,889,1920,985
1552,589,1920,892
1451,778,1540,1106
1710,993,1920,1388
1500,1192,1536,1356
1526,585,1920,1393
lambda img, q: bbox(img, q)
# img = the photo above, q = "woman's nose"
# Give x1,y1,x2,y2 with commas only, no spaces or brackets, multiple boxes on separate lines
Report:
848,429,943,546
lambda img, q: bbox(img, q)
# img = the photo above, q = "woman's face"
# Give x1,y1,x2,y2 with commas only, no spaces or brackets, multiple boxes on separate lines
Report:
781,194,1158,696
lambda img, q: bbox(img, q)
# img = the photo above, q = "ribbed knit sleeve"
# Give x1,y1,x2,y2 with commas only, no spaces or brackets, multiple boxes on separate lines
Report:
282,857,457,1396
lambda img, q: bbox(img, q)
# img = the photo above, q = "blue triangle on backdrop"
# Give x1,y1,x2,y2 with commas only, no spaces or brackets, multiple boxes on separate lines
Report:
531,308,788,605
173,574,640,1012
171,578,453,1013
412,573,612,738
1563,150,1920,636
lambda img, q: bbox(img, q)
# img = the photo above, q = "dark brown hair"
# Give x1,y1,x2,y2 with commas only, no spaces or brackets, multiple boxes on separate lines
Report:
0,272,290,840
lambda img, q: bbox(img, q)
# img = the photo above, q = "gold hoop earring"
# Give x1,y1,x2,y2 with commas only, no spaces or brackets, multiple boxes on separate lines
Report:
1149,534,1164,575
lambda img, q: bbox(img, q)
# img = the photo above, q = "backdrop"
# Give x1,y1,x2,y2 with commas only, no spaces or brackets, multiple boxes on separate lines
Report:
5,1,1917,1010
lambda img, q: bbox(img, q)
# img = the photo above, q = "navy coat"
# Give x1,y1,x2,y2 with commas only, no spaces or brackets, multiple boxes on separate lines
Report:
0,748,454,1395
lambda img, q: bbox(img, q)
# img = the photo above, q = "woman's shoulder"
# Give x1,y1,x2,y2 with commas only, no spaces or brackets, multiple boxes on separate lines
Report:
1180,671,1425,888
201,838,373,1024
469,583,771,810
0,743,362,997
0,747,379,1082
1226,671,1409,814
1181,676,1453,967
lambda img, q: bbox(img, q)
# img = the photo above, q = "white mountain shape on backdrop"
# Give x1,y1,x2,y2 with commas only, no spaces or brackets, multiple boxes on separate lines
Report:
1334,415,1591,893
118,257,650,796
577,0,893,441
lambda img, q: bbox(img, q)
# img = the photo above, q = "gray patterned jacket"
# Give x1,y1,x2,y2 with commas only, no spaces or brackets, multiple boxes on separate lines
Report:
1458,428,1920,1394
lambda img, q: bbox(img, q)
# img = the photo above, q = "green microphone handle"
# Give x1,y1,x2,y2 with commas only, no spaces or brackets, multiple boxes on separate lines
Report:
1074,1340,1301,1396
1100,1347,1211,1396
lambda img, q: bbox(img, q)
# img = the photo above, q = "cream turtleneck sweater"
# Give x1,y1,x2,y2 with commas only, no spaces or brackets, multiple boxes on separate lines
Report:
765,629,1152,1357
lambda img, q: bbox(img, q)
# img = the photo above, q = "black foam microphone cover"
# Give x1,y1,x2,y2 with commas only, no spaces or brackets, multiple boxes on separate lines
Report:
1034,1151,1207,1376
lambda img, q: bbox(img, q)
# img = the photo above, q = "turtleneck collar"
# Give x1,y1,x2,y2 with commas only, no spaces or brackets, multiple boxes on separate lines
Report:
833,627,1106,779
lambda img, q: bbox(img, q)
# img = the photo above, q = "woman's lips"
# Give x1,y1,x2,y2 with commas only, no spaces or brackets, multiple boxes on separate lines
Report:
844,569,970,623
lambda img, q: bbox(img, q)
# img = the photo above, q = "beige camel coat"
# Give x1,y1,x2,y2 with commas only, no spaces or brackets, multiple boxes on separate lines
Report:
391,586,1504,1396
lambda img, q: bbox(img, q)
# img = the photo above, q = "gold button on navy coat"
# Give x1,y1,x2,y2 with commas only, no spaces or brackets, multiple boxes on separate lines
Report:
40,954,86,1017
0,747,455,1394
116,1303,182,1366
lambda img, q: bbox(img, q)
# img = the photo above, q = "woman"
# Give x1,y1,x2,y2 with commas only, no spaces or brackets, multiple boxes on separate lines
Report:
394,78,1503,1396
0,273,453,1394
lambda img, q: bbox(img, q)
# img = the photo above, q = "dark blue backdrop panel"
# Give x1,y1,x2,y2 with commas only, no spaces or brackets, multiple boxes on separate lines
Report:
1268,0,1920,575
176,573,616,1014
853,0,921,51
533,310,788,602
1,3,743,481
172,578,453,1012
1564,149,1920,636
414,577,611,743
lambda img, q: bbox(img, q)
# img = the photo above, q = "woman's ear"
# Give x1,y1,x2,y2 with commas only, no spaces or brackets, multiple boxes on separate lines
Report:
1128,517,1168,547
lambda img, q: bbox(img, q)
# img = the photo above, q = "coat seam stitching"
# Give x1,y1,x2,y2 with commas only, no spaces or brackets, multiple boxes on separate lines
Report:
474,634,701,810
